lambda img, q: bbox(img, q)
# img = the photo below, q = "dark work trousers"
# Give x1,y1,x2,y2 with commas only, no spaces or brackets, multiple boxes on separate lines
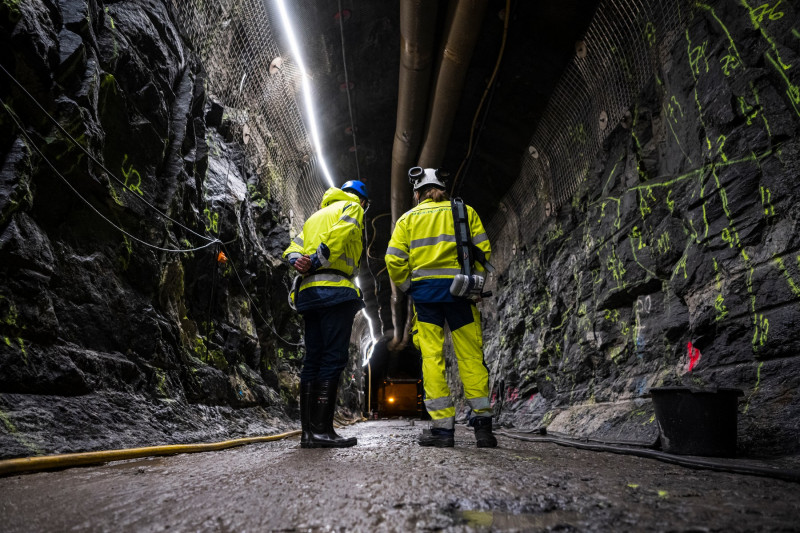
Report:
300,299,361,383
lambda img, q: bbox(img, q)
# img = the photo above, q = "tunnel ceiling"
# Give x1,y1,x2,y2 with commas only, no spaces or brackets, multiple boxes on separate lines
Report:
282,0,600,225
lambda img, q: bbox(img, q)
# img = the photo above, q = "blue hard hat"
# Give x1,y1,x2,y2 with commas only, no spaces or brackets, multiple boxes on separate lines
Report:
341,180,369,200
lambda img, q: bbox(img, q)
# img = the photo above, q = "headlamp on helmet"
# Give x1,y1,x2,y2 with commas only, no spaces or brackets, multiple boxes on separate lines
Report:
408,167,448,191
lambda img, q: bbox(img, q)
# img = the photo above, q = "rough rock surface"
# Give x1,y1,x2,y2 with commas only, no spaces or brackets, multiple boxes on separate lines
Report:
483,1,800,457
0,0,362,459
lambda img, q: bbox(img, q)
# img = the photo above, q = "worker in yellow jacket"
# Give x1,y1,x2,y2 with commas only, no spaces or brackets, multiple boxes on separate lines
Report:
283,180,368,448
385,168,497,448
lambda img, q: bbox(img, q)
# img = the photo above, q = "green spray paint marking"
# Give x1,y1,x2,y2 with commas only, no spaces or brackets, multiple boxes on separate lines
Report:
628,148,774,193
629,235,657,278
108,184,124,207
673,254,688,280
752,314,769,351
738,95,760,126
686,30,709,79
743,361,764,414
17,337,27,363
657,232,671,255
644,21,656,47
121,155,144,196
592,196,622,229
663,96,693,164
741,0,790,70
203,208,219,234
631,226,645,250
765,53,800,118
713,258,729,321
695,3,745,76
711,168,732,220
773,256,800,299
0,409,16,433
606,246,627,289
761,186,776,217
750,82,772,136
603,154,625,192
604,308,620,323
793,29,800,39
104,7,119,59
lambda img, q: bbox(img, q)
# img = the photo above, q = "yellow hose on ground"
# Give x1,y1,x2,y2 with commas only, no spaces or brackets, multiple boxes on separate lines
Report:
0,430,301,477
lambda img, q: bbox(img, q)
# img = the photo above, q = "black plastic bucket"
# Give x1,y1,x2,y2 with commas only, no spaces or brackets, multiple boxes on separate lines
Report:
649,386,743,457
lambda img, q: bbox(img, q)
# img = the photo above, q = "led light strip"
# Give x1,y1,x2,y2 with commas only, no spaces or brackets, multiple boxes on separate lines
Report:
276,0,377,363
275,0,334,188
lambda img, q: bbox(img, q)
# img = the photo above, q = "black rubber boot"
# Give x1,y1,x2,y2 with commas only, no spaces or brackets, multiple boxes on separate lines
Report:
306,378,357,448
473,416,498,448
418,428,455,448
299,380,314,448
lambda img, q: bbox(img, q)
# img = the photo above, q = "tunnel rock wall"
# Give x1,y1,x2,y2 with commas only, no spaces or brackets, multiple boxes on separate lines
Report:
0,0,309,459
485,1,800,457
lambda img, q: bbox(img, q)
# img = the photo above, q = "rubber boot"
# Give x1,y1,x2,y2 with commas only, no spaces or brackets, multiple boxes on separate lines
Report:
418,427,455,448
306,379,357,448
299,380,314,448
473,416,498,448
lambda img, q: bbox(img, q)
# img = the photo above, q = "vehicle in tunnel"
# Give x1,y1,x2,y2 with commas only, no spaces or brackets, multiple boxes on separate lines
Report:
377,378,424,417
363,340,427,419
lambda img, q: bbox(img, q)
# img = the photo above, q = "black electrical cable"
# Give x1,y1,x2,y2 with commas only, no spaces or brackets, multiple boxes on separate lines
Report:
0,63,216,244
337,0,360,182
2,60,300,350
221,242,303,348
496,430,800,484
205,243,220,360
0,98,218,254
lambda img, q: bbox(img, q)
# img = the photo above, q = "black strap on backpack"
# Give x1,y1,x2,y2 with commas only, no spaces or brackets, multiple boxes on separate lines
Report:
451,197,495,276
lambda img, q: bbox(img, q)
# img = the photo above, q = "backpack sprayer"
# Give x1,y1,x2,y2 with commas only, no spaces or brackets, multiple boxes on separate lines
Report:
449,197,494,301
408,167,494,302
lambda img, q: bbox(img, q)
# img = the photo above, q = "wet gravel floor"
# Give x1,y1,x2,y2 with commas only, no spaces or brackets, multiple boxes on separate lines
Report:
1,419,799,532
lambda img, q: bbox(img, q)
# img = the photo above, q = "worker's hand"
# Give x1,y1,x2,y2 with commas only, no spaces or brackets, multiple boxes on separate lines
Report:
293,255,312,273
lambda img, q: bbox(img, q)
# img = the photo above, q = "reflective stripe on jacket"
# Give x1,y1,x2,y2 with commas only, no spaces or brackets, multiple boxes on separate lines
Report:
385,199,491,294
283,188,364,309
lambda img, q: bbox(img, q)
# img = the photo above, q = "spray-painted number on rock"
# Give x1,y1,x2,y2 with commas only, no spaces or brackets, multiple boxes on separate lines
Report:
204,208,219,234
121,155,144,196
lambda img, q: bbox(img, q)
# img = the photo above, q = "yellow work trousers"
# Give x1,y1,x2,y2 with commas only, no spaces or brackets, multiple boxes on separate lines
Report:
414,301,493,430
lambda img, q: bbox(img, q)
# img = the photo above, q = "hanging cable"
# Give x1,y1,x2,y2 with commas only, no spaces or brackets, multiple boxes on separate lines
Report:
0,63,216,243
367,212,390,260
205,242,221,359
450,0,512,195
221,242,303,347
0,98,219,254
337,0,361,181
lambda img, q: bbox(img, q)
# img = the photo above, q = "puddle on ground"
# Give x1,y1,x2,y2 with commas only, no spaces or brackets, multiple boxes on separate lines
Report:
458,509,581,530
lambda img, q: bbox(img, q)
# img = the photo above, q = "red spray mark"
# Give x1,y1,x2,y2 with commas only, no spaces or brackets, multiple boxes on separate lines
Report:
687,342,701,371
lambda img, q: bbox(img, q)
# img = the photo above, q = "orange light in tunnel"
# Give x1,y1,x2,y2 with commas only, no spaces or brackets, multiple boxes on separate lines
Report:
388,397,395,403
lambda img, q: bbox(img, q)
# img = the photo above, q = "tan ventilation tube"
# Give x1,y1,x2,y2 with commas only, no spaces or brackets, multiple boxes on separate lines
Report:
389,0,438,347
417,0,488,168
388,0,487,348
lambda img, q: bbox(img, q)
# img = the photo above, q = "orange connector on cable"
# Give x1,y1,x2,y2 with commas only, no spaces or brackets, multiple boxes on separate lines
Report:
217,251,228,264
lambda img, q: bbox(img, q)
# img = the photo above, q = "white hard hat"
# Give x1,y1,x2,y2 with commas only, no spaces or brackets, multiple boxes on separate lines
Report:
408,167,447,191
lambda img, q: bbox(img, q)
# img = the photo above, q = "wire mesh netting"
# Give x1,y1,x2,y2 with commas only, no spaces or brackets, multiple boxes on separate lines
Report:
170,0,324,234
169,0,375,343
486,0,687,269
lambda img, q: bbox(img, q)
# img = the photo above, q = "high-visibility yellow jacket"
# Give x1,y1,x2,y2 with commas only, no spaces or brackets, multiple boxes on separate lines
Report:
283,188,364,312
386,199,491,303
